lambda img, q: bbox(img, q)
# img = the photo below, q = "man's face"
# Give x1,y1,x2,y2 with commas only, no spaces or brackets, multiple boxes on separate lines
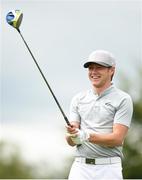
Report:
88,63,115,88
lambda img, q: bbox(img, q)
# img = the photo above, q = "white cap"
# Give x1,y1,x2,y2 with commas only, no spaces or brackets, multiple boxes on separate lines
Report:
84,50,116,68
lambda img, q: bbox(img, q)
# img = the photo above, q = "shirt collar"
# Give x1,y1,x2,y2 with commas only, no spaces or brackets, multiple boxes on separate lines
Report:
91,83,115,98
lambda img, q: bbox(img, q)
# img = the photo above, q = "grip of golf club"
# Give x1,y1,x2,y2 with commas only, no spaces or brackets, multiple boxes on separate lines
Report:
64,116,71,127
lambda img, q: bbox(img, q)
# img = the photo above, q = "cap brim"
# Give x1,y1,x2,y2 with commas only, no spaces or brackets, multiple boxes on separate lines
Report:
83,61,111,68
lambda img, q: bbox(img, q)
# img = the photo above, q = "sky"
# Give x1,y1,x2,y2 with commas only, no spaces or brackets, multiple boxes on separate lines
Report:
1,0,142,171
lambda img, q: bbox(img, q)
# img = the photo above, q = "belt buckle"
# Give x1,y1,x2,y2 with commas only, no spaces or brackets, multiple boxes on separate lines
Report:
85,158,95,165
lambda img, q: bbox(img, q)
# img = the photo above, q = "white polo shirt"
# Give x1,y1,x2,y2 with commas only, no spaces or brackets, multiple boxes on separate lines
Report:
69,84,133,159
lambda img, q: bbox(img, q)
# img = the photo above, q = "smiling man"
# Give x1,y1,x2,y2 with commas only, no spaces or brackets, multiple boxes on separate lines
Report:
66,50,133,180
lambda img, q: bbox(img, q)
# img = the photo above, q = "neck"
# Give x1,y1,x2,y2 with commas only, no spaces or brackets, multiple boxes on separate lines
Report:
93,82,112,95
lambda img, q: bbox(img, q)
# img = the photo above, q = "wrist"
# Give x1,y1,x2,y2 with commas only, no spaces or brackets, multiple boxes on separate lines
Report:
87,133,94,143
84,130,90,142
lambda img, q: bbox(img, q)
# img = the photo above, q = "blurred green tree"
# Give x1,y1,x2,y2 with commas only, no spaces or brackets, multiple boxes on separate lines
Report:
120,68,142,179
0,141,34,179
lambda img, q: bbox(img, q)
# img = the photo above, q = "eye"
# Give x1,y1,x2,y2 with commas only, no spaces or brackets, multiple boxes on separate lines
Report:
88,66,94,70
97,66,102,69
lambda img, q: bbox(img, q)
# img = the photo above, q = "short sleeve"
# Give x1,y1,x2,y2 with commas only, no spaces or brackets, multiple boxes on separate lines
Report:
69,96,81,123
114,95,133,127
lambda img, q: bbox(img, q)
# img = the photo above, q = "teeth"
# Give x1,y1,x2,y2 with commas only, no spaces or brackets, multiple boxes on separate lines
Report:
91,76,100,79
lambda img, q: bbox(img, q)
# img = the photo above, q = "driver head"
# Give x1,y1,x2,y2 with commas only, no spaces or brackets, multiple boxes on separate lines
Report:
6,10,23,29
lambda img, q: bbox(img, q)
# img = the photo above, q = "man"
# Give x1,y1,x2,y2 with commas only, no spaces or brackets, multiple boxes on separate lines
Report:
66,50,133,180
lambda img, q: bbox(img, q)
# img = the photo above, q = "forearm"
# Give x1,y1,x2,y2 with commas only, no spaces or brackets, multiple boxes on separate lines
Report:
88,124,128,147
88,132,123,147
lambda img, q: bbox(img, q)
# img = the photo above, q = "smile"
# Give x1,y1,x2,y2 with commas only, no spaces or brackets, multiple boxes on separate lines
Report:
91,75,101,80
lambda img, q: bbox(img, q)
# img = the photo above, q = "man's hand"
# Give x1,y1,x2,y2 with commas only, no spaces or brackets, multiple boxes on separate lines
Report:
67,128,90,145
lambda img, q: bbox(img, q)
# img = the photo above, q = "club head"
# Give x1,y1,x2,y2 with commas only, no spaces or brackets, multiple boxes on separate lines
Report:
6,10,23,30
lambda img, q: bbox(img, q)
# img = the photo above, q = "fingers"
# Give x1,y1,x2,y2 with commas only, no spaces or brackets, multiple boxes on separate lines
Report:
66,123,79,134
66,126,78,134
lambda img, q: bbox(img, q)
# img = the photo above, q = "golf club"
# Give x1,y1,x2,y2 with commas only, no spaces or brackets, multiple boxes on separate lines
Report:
6,10,71,126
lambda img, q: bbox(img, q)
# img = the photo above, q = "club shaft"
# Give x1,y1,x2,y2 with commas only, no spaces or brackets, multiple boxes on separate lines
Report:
17,29,71,126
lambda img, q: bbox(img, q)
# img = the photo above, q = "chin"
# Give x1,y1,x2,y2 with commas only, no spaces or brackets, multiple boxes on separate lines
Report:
92,82,101,88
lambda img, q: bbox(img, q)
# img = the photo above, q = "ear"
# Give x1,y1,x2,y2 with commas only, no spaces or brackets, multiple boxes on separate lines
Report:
109,67,115,81
110,66,115,75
